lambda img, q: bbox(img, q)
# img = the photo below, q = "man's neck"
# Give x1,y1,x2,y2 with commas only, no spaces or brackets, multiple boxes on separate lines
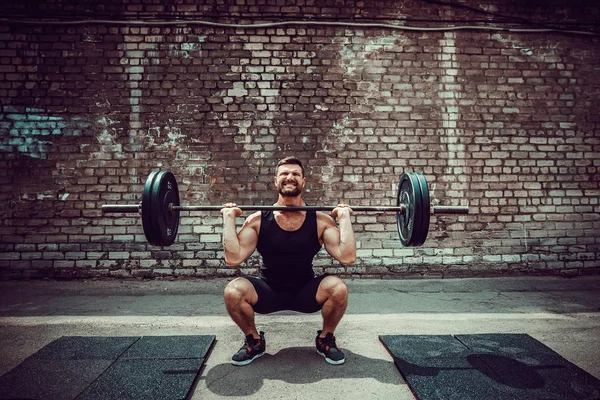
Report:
275,195,305,207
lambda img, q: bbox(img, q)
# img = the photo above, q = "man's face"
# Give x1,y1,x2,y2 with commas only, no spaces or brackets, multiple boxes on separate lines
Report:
275,164,305,197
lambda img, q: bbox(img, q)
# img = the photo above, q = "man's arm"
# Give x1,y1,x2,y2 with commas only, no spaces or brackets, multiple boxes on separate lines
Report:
319,206,357,265
221,207,260,266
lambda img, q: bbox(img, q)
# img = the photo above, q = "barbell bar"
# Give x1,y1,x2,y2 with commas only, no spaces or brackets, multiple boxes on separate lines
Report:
101,204,469,213
101,170,469,247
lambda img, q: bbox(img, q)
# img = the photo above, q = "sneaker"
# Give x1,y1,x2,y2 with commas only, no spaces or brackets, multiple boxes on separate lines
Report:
316,330,345,365
231,331,266,366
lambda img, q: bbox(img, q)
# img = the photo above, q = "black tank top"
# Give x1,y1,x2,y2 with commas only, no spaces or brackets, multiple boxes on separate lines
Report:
256,210,322,287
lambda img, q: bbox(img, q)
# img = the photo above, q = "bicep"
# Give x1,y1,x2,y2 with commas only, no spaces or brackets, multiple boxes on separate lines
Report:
321,220,343,260
236,216,260,260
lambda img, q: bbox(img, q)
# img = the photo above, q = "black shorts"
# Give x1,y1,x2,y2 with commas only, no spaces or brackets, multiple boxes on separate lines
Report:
243,274,330,314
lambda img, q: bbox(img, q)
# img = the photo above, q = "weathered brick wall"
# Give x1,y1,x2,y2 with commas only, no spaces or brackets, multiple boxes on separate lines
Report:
1,1,599,279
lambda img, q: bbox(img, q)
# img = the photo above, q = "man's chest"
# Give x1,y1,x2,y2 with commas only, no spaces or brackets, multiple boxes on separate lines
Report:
274,213,306,231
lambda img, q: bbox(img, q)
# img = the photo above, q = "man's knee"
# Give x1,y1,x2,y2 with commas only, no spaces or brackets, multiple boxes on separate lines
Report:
224,278,248,303
224,278,256,306
319,276,348,304
331,280,348,303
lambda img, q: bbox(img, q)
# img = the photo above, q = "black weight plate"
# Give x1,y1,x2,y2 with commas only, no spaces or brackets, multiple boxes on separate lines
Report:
414,172,431,246
396,174,412,246
409,173,425,247
397,172,425,247
142,170,160,246
150,170,180,246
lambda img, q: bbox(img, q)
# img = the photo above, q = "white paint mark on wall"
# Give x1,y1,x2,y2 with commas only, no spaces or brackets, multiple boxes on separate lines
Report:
430,183,437,203
436,32,467,204
96,116,119,144
338,42,362,76
165,125,185,147
113,46,143,163
145,127,159,148
317,115,355,185
318,36,403,186
492,34,540,58
169,41,204,59
145,123,187,152
228,82,248,97
181,43,200,51
95,99,111,108
231,120,252,135
177,104,201,114
338,34,408,77
218,76,279,165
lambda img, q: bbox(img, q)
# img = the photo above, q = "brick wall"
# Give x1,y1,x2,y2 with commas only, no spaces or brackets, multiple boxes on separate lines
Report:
1,0,599,279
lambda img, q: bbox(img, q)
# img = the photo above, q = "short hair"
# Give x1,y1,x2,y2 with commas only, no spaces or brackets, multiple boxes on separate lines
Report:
276,156,304,176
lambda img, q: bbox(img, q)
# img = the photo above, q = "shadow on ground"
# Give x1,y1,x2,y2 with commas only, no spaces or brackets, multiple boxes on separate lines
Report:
202,347,402,396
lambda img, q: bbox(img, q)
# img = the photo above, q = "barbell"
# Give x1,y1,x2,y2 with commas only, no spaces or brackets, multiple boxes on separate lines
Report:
101,170,469,247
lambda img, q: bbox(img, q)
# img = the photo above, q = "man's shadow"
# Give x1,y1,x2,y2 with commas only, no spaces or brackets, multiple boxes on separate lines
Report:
202,347,402,396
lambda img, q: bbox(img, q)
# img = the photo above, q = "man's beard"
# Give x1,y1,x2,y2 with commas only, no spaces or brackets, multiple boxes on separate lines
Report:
278,183,302,197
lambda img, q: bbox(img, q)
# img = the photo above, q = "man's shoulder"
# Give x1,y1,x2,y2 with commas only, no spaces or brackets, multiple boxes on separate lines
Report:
246,211,262,222
242,211,262,229
316,211,336,226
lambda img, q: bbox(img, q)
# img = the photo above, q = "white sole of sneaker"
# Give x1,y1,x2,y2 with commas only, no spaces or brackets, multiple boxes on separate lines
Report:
231,351,265,366
317,350,345,365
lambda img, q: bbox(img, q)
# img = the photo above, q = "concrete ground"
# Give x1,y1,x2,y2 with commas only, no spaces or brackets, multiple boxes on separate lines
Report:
0,276,599,399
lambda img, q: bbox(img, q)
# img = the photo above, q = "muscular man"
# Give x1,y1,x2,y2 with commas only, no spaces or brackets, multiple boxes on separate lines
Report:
221,156,356,366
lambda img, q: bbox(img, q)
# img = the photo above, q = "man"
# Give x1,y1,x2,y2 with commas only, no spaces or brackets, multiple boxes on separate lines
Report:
221,156,356,366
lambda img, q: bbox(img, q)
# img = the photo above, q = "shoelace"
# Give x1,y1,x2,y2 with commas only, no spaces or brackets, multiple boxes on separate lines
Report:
242,336,261,349
319,334,338,349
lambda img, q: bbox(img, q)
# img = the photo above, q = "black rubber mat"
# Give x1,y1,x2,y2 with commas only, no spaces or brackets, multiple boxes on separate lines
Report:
379,334,600,400
0,336,139,400
76,359,206,400
120,335,215,360
0,359,115,400
28,336,140,360
0,335,215,400
77,335,216,400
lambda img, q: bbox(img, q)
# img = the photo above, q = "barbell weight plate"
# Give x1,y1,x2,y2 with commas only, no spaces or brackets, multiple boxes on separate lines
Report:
396,173,412,246
142,170,160,246
397,172,425,246
150,170,180,246
414,172,431,246
408,172,425,247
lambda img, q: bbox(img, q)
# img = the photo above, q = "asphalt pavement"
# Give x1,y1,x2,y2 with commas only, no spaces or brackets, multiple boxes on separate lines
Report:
0,276,599,399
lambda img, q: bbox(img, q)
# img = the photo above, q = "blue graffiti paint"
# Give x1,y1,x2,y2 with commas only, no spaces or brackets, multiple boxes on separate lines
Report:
0,106,88,159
